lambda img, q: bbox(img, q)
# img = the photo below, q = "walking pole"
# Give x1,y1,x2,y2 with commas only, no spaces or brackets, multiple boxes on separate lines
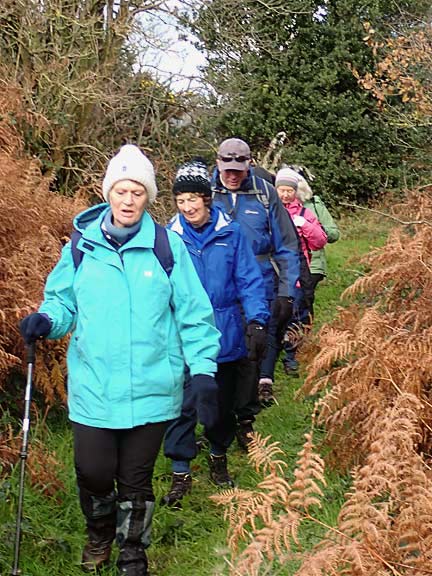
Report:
10,341,36,576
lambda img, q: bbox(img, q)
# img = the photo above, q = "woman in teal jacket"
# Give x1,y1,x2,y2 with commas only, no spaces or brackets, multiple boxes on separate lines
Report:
19,145,220,576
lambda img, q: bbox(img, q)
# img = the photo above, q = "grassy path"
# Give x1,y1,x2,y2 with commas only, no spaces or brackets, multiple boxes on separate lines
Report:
0,213,391,576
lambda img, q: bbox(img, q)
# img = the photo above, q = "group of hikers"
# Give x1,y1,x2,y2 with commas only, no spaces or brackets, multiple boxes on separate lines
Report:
19,138,339,575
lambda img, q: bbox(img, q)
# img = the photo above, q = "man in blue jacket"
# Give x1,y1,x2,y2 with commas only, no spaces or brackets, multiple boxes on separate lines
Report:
162,158,270,505
212,138,301,446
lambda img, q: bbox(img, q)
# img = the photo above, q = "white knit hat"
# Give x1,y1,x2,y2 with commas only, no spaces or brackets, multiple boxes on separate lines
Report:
102,144,158,203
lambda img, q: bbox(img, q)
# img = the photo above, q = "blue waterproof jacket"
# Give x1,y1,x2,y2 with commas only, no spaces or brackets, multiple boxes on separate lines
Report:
212,169,301,300
39,204,220,429
168,207,270,362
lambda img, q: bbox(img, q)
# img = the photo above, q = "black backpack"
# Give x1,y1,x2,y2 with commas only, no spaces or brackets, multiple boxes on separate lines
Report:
70,222,174,277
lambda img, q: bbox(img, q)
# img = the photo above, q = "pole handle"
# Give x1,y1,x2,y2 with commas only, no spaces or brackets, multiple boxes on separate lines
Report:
26,342,36,364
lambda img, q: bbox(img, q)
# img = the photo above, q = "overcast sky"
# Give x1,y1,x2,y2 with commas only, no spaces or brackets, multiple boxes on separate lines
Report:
138,6,207,92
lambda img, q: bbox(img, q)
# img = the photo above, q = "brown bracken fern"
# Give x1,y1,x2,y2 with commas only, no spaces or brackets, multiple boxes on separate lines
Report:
211,431,326,575
295,189,432,574
216,189,432,575
0,82,87,490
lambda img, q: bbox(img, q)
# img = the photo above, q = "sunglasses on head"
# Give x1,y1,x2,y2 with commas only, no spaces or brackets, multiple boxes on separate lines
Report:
218,155,251,163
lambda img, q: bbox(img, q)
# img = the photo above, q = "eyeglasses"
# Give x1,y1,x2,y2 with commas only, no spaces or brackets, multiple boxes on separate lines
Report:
217,155,251,163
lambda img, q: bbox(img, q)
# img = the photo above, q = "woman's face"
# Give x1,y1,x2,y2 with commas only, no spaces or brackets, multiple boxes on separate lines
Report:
175,193,209,227
277,185,296,205
109,180,148,228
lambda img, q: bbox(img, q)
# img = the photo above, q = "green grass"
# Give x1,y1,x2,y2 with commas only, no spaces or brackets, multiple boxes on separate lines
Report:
0,212,392,576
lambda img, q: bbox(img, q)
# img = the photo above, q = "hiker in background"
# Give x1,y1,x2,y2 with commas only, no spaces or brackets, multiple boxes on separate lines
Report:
19,144,220,576
297,168,341,301
259,168,327,386
280,166,340,374
162,158,270,506
212,138,301,438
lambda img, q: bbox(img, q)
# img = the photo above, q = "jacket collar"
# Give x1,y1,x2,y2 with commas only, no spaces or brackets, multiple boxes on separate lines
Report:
77,205,155,250
170,206,232,237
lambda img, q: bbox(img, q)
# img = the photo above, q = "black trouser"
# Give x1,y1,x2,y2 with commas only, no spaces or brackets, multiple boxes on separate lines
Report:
234,356,261,423
307,273,325,318
164,360,240,466
72,421,169,508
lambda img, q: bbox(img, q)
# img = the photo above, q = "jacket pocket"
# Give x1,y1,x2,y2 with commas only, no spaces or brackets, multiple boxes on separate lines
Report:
214,306,245,360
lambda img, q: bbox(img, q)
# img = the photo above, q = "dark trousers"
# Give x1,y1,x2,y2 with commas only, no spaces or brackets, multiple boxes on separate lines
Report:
234,356,261,423
283,272,325,361
260,297,292,381
234,297,275,424
72,421,169,508
164,360,242,464
261,273,325,379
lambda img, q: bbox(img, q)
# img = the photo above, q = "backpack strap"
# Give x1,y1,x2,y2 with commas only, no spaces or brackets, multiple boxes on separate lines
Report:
299,206,312,257
153,223,174,277
71,230,84,270
70,224,174,278
252,174,270,211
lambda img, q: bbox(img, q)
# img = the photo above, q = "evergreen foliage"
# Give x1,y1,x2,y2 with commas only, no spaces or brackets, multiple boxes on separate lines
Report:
188,0,431,205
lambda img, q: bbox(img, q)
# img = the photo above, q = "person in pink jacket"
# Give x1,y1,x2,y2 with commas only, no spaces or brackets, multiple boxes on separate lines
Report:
259,168,327,397
275,168,327,264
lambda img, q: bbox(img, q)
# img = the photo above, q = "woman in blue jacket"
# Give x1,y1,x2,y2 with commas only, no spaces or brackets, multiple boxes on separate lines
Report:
162,158,270,507
19,145,220,576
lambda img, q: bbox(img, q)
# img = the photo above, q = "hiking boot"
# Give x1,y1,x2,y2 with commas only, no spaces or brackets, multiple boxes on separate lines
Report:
258,378,275,407
195,435,209,453
283,358,299,377
80,492,116,573
235,420,254,452
208,454,235,487
82,540,112,572
161,473,192,507
117,546,148,575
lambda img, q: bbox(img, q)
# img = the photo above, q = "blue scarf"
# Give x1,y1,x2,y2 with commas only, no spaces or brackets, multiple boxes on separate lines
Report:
179,207,217,248
101,209,143,247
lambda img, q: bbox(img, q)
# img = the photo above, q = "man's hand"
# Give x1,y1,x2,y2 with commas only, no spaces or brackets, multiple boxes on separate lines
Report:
245,322,267,361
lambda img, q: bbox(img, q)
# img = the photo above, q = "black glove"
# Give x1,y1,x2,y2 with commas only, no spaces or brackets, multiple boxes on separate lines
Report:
19,312,52,345
191,374,219,430
273,296,294,326
246,321,267,361
273,296,294,341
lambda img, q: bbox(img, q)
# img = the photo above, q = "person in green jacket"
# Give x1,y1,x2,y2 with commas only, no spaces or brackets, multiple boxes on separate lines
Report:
19,145,221,576
301,180,340,286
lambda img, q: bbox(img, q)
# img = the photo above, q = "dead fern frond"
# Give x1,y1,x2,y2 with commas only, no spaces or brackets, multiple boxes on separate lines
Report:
288,433,326,513
247,433,287,476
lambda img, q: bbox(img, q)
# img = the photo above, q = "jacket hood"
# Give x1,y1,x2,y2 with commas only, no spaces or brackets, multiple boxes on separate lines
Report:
73,203,110,234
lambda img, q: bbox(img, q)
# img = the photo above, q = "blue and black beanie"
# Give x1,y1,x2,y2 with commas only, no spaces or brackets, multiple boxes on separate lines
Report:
172,157,212,197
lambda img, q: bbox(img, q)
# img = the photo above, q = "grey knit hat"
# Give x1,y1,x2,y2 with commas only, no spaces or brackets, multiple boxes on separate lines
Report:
172,157,211,197
275,167,299,190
